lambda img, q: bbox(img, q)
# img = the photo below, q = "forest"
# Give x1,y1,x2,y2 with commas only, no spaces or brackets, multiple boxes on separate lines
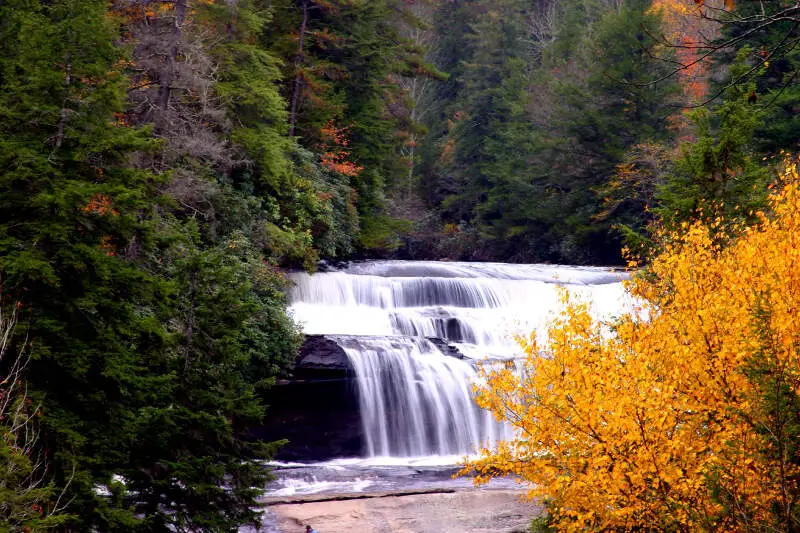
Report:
1,0,800,530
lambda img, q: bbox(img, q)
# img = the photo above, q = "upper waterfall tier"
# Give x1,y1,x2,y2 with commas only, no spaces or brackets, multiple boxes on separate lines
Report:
289,260,630,358
341,260,627,283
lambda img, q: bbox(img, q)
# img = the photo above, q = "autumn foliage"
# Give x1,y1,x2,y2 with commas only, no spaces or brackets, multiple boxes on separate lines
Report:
649,0,720,105
319,120,363,177
466,163,800,531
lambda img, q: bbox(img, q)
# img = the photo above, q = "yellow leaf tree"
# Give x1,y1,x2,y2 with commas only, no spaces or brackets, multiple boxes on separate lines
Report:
465,163,800,531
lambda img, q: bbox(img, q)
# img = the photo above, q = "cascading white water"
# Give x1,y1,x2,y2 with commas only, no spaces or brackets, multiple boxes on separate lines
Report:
329,335,511,457
289,260,630,458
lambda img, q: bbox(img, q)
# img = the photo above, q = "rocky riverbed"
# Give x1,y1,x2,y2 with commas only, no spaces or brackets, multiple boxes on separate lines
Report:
264,488,536,533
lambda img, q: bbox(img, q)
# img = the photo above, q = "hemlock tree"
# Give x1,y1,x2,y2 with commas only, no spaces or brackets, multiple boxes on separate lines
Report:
422,0,680,264
436,0,539,261
527,0,680,263
0,0,170,528
655,52,771,236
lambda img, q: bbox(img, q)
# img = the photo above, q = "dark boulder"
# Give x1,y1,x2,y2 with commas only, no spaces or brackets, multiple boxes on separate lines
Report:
293,335,354,381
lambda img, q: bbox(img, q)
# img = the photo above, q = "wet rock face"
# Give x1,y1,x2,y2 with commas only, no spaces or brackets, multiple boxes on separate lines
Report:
293,334,467,377
258,336,360,461
426,337,466,359
260,378,363,461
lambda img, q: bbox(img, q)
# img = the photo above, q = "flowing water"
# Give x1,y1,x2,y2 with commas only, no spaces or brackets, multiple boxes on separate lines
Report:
329,335,509,457
287,260,630,461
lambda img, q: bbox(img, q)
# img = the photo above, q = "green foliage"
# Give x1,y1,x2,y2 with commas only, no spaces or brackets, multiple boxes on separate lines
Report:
420,0,679,264
528,515,557,533
0,419,70,532
714,2,800,156
656,51,771,233
118,227,300,531
292,146,360,259
529,0,679,263
431,0,539,259
264,0,430,252
0,0,301,530
0,6,169,524
359,214,414,252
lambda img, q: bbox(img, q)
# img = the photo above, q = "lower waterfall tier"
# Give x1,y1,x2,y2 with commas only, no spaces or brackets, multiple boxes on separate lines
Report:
257,334,510,460
336,336,511,457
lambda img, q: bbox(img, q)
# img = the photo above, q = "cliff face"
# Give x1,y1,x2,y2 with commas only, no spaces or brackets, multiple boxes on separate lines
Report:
258,336,362,461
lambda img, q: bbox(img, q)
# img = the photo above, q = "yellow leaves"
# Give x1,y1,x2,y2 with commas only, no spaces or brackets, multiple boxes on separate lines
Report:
466,161,800,531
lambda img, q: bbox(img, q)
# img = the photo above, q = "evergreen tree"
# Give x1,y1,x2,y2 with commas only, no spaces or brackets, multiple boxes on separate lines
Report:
265,0,428,251
656,53,771,233
437,0,539,260
529,0,679,263
711,1,800,155
423,0,678,264
0,1,302,529
0,0,168,527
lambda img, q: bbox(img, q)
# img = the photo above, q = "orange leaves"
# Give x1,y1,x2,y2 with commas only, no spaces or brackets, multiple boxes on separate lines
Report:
318,121,363,177
320,120,351,147
81,194,119,217
112,112,130,127
80,194,120,256
439,138,456,164
466,161,800,530
649,0,721,105
676,35,709,101
99,235,117,257
310,28,345,50
320,153,363,176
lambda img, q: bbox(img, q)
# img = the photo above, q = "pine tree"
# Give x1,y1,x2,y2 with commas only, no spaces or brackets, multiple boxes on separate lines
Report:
437,0,538,260
529,0,680,263
0,0,169,527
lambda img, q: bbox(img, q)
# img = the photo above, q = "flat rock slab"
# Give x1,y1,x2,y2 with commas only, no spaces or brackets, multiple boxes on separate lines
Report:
270,488,537,533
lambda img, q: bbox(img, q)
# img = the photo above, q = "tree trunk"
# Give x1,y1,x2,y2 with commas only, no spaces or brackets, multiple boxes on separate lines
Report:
53,53,72,150
288,0,309,137
157,0,188,128
407,86,418,199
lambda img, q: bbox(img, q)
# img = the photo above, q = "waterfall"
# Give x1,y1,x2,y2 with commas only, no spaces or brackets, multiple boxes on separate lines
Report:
329,335,511,457
289,260,629,457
